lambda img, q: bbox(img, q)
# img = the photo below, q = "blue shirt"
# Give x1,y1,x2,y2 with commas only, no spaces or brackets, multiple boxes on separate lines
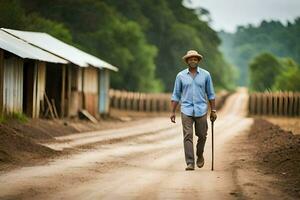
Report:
171,67,215,117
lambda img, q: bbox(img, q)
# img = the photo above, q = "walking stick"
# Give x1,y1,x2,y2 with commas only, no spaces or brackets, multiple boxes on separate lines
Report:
211,121,214,171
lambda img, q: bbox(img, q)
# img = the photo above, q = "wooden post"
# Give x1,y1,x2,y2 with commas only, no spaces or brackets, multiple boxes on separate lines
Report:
32,62,38,118
0,50,4,115
256,93,260,115
61,65,66,118
270,93,274,115
288,92,293,116
158,94,164,112
248,94,252,115
251,93,256,115
67,66,72,117
51,99,59,118
133,92,138,111
274,93,278,116
292,93,296,116
146,94,151,112
283,92,288,116
262,92,267,115
278,92,281,116
44,93,55,119
296,92,300,116
268,92,272,115
81,68,85,110
139,93,144,111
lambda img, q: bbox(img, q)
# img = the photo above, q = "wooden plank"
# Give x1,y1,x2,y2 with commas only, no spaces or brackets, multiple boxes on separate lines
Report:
268,92,272,115
37,62,46,118
158,94,164,112
248,94,252,115
120,91,125,110
61,65,66,118
297,92,300,116
249,94,253,115
18,59,24,112
283,92,288,116
292,93,296,116
132,92,138,111
256,93,261,115
140,93,145,112
32,62,38,118
81,67,85,110
274,93,278,116
295,93,300,116
146,94,151,112
51,98,59,118
0,49,3,114
79,109,98,124
115,90,120,109
151,95,155,112
288,92,293,116
126,92,131,110
278,92,283,116
3,57,23,114
262,92,267,115
44,93,55,119
67,66,72,117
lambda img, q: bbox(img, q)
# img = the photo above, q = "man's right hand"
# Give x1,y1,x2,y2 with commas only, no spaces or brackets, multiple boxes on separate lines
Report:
170,112,176,123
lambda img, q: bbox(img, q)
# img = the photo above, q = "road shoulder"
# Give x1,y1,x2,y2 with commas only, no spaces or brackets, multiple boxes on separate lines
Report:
226,118,300,199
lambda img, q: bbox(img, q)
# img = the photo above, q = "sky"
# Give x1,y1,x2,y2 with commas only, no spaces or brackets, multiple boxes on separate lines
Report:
184,0,300,33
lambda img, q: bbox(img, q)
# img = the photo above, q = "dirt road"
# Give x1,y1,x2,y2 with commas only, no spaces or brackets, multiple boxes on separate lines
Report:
0,88,286,199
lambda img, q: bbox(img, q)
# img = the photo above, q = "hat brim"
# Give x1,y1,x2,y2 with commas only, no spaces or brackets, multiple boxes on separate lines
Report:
182,54,203,62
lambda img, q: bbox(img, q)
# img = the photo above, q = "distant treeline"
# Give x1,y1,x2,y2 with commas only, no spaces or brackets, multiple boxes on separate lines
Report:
219,18,300,88
0,0,236,92
249,52,300,92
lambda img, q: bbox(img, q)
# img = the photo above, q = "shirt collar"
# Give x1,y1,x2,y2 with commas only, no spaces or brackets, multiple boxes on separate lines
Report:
186,66,200,74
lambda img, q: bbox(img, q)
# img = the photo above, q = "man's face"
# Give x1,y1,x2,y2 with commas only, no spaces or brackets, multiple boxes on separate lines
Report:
187,56,200,68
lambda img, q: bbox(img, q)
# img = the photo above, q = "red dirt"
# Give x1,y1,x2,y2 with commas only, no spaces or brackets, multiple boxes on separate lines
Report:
0,123,59,170
249,119,300,198
0,115,162,169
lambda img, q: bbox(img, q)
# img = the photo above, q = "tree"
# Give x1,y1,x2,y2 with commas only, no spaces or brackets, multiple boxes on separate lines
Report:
273,58,300,91
249,53,282,91
219,18,300,86
1,0,237,92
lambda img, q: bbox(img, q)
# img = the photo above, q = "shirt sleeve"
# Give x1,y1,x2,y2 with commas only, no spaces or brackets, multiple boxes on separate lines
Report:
205,73,215,100
171,74,182,102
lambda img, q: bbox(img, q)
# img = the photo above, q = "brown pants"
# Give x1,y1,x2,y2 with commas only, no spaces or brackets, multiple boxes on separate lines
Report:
181,112,208,165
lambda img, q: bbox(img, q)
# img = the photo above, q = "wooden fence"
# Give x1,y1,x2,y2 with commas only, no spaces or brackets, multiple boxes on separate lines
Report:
109,89,171,112
109,89,229,113
248,92,300,116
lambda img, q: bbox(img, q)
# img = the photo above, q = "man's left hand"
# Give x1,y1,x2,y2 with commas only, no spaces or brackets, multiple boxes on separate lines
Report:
210,110,217,122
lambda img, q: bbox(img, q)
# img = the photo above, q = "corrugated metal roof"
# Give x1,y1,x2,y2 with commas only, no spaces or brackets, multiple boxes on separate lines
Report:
0,29,68,64
2,28,118,72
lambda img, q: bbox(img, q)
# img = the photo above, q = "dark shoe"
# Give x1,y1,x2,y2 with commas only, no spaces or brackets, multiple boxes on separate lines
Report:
197,156,204,168
185,163,195,171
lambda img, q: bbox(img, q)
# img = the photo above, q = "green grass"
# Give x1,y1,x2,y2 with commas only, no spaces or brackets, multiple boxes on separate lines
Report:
0,112,28,124
0,115,5,123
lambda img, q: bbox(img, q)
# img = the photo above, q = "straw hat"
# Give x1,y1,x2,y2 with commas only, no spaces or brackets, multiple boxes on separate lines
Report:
182,50,203,62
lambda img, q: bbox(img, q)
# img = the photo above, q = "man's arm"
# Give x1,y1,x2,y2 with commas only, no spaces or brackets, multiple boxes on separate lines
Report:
206,73,217,122
209,99,216,111
170,101,179,123
170,75,181,123
209,99,217,122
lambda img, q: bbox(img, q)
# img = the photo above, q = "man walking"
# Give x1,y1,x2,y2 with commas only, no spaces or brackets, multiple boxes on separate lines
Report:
170,50,217,171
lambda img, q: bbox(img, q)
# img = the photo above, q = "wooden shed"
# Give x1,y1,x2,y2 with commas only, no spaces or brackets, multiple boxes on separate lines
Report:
0,29,68,118
2,28,118,118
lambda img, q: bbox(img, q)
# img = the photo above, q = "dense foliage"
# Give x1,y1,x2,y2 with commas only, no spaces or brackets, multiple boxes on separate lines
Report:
219,18,300,87
1,0,236,92
249,53,300,91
